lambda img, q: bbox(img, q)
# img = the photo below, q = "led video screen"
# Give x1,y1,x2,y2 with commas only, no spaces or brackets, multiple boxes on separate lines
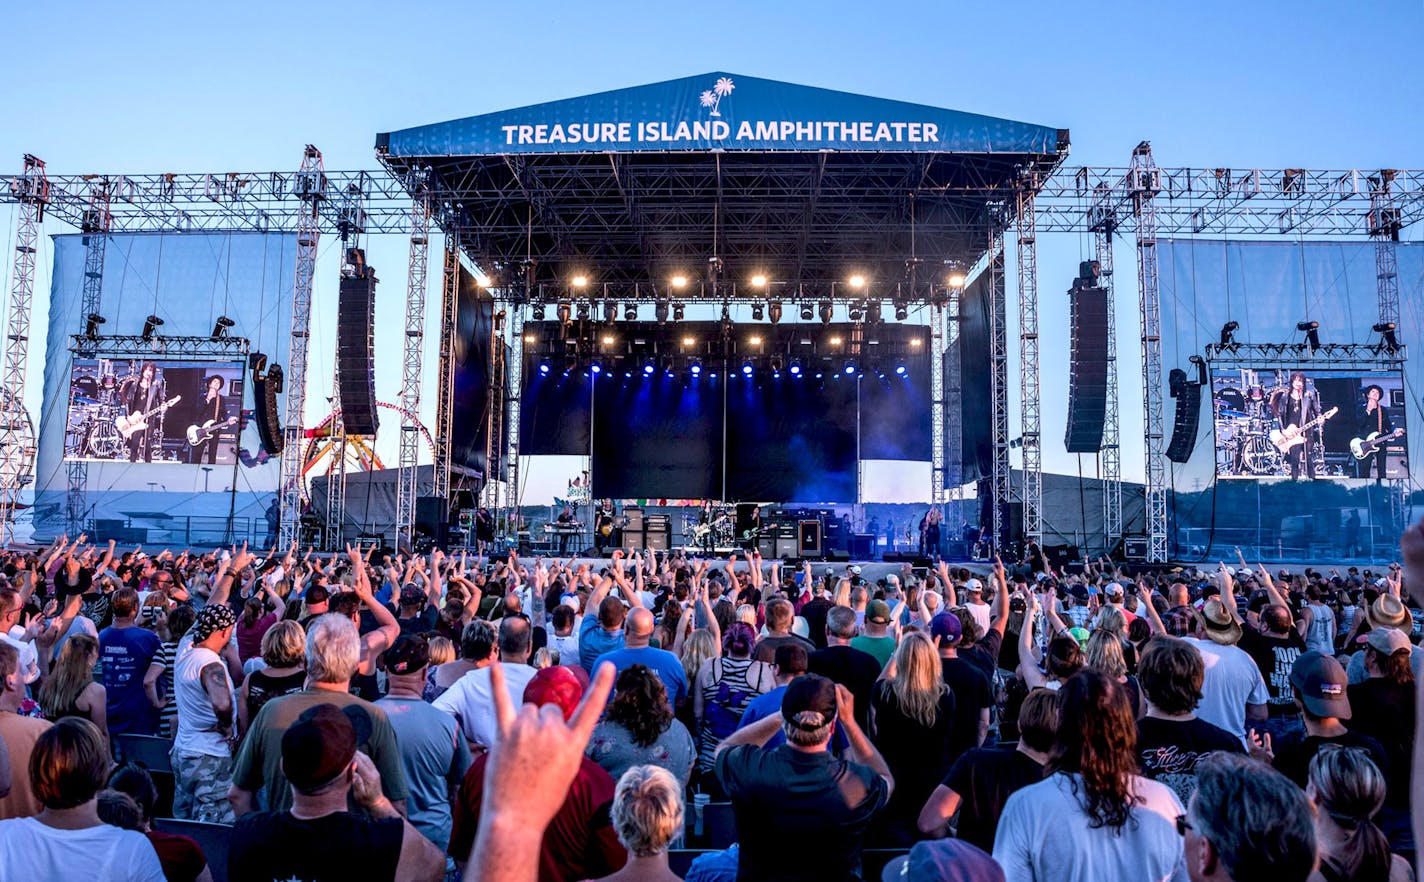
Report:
1210,368,1408,481
64,358,246,465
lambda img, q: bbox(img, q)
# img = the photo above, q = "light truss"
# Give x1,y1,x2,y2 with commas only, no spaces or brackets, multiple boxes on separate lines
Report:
1132,144,1168,563
988,242,1011,553
434,239,459,501
1204,342,1406,370
1015,185,1042,548
1090,189,1123,554
70,335,251,359
0,156,46,538
395,177,432,547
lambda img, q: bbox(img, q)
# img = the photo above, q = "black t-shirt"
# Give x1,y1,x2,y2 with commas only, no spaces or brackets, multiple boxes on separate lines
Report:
808,645,882,732
1136,716,1245,805
961,630,1004,681
229,810,403,881
1239,629,1307,708
715,743,888,882
1347,678,1415,809
940,747,1046,853
868,680,958,845
800,597,834,649
1273,730,1390,792
397,605,439,636
939,656,993,756
753,633,816,665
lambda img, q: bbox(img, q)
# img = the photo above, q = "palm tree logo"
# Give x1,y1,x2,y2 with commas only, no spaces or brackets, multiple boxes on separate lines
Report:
698,76,735,117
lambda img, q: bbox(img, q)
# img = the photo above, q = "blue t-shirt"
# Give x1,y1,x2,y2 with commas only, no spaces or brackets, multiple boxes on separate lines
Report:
592,645,689,707
99,624,162,737
375,695,471,851
579,614,625,672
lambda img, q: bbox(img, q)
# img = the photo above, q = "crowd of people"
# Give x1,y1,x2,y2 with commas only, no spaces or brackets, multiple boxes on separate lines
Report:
0,525,1422,881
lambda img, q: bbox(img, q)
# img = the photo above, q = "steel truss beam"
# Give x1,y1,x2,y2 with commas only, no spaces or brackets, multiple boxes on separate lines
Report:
504,305,524,520
1016,186,1042,548
944,288,963,533
70,335,252,359
1089,185,1123,555
395,175,432,547
66,178,112,538
1204,343,1406,370
434,239,459,502
1132,144,1168,563
930,301,946,505
277,146,324,550
989,241,1011,553
1,156,47,539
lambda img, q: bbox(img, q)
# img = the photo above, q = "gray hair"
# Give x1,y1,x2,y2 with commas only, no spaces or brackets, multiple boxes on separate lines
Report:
782,712,834,747
826,605,858,640
611,765,684,857
1190,753,1315,882
305,613,361,685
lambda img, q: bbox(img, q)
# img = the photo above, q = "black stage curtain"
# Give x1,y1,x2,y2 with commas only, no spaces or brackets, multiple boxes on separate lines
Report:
955,275,994,484
725,371,857,502
860,368,932,461
519,370,592,456
591,371,722,499
450,264,496,477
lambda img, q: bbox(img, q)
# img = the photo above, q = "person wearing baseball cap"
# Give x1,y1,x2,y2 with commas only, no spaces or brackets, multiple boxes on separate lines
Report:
713,673,892,881
448,665,625,881
396,582,438,635
1271,652,1389,792
930,612,993,755
229,703,444,881
1343,627,1417,826
171,603,238,823
376,634,471,852
851,600,897,668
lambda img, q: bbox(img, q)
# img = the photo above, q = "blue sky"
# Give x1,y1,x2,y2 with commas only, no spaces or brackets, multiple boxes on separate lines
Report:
3,0,1422,485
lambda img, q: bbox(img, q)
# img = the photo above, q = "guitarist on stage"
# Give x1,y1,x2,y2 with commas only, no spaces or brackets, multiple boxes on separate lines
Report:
121,362,165,463
1355,384,1396,481
1273,371,1321,479
188,374,233,464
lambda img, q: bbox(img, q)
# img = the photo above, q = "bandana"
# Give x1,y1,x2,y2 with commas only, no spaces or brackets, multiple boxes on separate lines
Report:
192,604,236,641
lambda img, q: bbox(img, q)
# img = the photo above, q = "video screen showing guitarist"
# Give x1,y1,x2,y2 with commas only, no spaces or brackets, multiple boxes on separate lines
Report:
1272,371,1321,479
188,374,238,464
1355,384,1399,481
121,362,167,463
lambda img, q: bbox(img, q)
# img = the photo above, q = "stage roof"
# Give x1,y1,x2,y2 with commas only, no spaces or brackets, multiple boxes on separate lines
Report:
377,73,1068,291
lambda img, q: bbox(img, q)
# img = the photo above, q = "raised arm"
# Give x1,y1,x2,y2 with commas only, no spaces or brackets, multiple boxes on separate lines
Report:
1017,591,1047,690
1136,580,1166,636
987,557,1010,638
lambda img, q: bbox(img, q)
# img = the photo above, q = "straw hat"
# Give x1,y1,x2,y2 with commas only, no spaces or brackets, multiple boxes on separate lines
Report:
1199,598,1243,645
1366,594,1411,631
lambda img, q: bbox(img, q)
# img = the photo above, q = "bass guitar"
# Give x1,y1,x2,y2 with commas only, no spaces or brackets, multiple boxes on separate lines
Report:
114,396,181,440
186,416,238,446
1350,428,1404,460
1269,407,1338,454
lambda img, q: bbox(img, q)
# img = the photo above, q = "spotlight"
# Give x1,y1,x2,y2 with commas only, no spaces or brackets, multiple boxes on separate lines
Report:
789,361,802,376
603,302,618,323
894,301,909,322
815,371,824,379
623,302,638,321
895,364,907,376
211,315,235,339
576,300,591,322
848,274,866,290
748,335,762,346
1373,321,1401,352
750,274,768,289
643,361,655,376
866,301,883,324
844,362,857,375
1219,321,1239,347
1189,353,1208,386
571,275,589,289
742,362,754,376
947,271,967,288
828,335,843,346
691,361,703,376
1297,320,1321,351
751,302,765,321
670,275,688,290
539,362,550,374
590,363,602,375
655,301,669,323
141,314,164,340
848,302,864,322
672,302,686,321
818,300,833,324
532,302,547,321
799,302,814,321
601,334,615,346
768,300,782,324
84,313,106,339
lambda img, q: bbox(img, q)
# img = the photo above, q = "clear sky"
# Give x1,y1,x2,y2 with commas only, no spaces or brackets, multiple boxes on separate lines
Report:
2,0,1422,486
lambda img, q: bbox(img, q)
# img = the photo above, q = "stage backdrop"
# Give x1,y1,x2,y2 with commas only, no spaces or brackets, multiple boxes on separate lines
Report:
33,232,296,545
1159,239,1423,561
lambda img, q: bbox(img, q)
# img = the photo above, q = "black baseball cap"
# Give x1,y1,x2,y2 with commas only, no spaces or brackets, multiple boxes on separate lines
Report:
281,704,372,793
382,634,430,675
781,673,837,731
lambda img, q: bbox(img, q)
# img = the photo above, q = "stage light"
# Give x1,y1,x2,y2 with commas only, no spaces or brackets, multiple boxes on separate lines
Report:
799,302,814,321
84,313,106,339
866,301,883,324
643,362,655,376
1297,320,1321,351
742,362,754,376
818,301,833,324
828,335,843,346
848,302,864,322
909,338,922,347
682,336,696,347
532,302,546,321
947,271,967,288
673,302,686,321
556,302,572,324
848,274,866,290
748,335,762,346
789,361,802,376
895,364,907,376
1219,321,1239,347
815,371,824,379
539,362,550,374
603,302,617,323
844,363,857,375
654,301,669,323
691,361,703,376
670,275,688,290
601,335,615,346
211,315,235,339
751,302,765,321
590,363,602,375
894,301,908,321
1373,321,1401,352
571,275,589,289
768,300,782,324
751,274,768,289
523,333,537,344
622,302,637,321
576,301,591,322
473,272,492,288
141,314,164,340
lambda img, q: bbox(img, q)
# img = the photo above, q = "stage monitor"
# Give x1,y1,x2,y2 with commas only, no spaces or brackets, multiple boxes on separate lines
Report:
64,357,245,466
1210,368,1408,481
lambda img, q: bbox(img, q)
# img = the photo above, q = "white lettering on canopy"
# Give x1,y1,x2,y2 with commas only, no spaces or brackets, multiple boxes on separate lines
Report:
500,119,943,146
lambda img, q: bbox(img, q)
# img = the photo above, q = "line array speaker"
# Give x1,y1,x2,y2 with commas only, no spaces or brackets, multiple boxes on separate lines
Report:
250,353,284,455
337,249,379,436
1165,368,1204,463
1065,279,1109,453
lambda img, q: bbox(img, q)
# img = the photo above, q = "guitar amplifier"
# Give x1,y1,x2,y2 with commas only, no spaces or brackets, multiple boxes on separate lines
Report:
646,527,670,551
798,520,823,558
1386,451,1409,479
624,530,647,551
757,534,778,558
848,533,875,559
624,508,644,532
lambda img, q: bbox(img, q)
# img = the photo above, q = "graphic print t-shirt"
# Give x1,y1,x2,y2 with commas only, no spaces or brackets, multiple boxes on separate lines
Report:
1136,716,1245,804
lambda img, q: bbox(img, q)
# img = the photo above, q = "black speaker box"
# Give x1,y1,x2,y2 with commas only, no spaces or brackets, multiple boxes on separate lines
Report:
1166,381,1203,463
250,354,284,455
1065,283,1109,453
337,267,379,435
798,520,823,558
415,495,448,547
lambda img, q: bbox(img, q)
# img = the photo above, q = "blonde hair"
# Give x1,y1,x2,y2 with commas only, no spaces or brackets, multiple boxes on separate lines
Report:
681,628,718,684
1094,605,1127,637
1086,629,1128,680
531,647,554,669
612,765,684,857
39,634,98,719
427,636,455,666
261,620,306,668
886,631,948,728
734,604,757,626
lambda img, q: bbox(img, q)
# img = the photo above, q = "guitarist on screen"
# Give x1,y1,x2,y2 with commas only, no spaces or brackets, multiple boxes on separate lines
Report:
188,374,236,464
121,362,165,463
1273,371,1321,480
1355,384,1398,481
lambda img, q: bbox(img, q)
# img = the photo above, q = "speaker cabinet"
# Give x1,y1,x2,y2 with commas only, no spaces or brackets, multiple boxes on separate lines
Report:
250,353,284,455
336,253,379,436
798,520,822,558
1065,283,1109,453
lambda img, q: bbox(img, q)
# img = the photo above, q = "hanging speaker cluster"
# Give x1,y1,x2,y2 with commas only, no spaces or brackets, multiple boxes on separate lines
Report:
250,353,284,455
337,248,380,436
1065,262,1109,453
1166,356,1207,463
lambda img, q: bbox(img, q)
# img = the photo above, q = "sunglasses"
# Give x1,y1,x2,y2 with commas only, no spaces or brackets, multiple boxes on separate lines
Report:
1175,814,1194,837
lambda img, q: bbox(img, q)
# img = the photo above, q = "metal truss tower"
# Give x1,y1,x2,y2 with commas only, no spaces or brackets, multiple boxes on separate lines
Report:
1131,143,1168,562
1368,171,1406,527
277,146,325,550
504,305,524,520
486,307,507,512
988,242,1011,552
930,299,946,506
395,172,432,546
1089,188,1123,553
1,156,48,539
1015,185,1042,547
433,238,458,502
66,178,112,537
944,287,963,532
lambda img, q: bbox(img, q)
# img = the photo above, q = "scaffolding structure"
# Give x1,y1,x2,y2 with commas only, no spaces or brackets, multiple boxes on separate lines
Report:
1087,178,1123,552
395,172,432,547
1015,183,1042,547
0,157,46,539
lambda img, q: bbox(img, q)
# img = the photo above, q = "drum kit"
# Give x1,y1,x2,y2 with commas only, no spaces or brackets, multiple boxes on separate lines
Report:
67,374,127,460
683,506,736,548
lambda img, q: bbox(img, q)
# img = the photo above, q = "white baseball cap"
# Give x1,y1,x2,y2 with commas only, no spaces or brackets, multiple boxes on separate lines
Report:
966,578,983,592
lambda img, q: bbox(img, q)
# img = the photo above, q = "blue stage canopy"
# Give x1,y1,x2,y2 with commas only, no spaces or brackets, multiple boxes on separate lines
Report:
380,72,1062,157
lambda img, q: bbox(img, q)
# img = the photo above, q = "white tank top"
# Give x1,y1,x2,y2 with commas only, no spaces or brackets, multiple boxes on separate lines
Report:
173,645,233,758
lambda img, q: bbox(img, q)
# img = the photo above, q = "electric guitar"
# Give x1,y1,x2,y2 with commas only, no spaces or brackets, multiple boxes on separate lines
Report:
1269,406,1338,453
1350,428,1405,460
115,396,181,439
186,416,238,446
